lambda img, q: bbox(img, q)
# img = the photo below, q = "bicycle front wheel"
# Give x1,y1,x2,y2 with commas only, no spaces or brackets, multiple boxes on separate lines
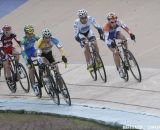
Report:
89,51,97,81
127,50,142,82
17,63,30,93
96,54,107,82
6,66,17,93
120,56,129,82
57,76,71,106
42,75,60,105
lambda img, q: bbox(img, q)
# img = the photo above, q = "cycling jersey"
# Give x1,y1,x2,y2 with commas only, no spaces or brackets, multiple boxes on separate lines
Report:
74,16,101,37
21,34,39,63
0,33,20,54
103,20,130,46
36,37,62,54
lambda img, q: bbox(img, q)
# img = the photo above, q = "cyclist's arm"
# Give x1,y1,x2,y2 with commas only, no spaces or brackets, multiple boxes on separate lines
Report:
21,38,29,61
11,33,21,46
73,20,81,42
118,20,131,34
51,37,65,56
89,16,102,30
36,38,43,49
103,23,112,46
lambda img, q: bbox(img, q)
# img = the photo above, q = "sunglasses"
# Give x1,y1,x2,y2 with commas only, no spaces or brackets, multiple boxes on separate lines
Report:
81,16,87,20
110,21,116,24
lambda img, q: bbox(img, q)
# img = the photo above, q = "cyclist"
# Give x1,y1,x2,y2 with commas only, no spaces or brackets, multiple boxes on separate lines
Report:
103,12,135,78
21,25,40,95
0,25,20,85
74,9,104,71
36,28,67,66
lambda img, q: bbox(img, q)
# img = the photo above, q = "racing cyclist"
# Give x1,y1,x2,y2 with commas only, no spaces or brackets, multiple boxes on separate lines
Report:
0,25,20,86
36,28,67,67
103,12,135,78
74,9,104,71
21,25,40,96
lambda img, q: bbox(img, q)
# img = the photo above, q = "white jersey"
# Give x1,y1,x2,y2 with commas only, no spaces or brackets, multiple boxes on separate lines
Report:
74,16,101,37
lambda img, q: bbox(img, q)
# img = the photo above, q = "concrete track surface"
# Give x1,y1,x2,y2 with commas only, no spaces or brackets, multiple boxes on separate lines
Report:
0,0,160,129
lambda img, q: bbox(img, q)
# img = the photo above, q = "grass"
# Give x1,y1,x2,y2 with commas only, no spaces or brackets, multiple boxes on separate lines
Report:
0,110,137,130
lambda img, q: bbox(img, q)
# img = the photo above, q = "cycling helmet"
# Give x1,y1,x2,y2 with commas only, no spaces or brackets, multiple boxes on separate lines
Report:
2,25,12,31
42,28,52,38
107,12,117,20
77,9,88,18
24,25,34,34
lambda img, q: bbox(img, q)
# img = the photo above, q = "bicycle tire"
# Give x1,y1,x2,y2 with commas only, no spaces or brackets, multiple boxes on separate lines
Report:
6,66,17,93
29,65,42,98
42,75,60,105
17,63,30,93
56,76,71,106
96,53,107,82
127,50,142,82
89,44,97,81
119,55,129,82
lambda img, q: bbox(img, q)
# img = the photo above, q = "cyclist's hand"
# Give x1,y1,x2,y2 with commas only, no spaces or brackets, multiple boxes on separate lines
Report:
80,38,86,47
130,33,135,41
100,34,105,41
62,56,67,63
111,41,116,48
39,63,45,70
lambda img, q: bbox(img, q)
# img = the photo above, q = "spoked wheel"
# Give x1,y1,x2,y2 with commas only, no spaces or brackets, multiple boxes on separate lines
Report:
96,54,107,82
127,50,142,82
120,57,129,82
17,63,30,93
89,51,97,81
6,67,17,93
57,76,71,106
29,68,42,98
43,75,60,105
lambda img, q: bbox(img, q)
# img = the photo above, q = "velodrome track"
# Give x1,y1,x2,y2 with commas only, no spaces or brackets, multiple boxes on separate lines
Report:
0,0,160,127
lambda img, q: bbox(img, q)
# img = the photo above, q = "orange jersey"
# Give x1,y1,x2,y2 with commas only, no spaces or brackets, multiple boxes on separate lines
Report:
103,20,130,34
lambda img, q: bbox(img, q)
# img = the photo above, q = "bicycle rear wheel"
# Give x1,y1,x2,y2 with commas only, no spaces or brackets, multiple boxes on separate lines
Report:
57,76,71,106
96,54,107,82
17,63,30,93
127,50,142,82
43,75,60,105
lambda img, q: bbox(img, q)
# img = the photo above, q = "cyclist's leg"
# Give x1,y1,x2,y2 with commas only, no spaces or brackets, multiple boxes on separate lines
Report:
12,48,19,61
116,31,128,62
88,30,99,54
25,48,36,85
117,31,127,49
3,60,11,80
78,33,92,66
2,48,12,82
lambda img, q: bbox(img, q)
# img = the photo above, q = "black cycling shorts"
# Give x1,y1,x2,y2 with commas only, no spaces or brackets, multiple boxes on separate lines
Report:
41,51,55,63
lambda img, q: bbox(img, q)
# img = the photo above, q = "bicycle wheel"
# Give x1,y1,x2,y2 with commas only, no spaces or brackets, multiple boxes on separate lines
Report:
6,66,17,93
17,63,30,93
29,67,42,98
119,56,129,82
43,75,60,105
127,50,142,82
57,76,71,106
96,53,107,82
89,48,97,81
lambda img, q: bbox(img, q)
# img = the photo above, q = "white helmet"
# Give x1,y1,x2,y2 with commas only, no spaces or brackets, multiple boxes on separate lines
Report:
77,9,88,18
42,28,52,38
107,12,117,20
